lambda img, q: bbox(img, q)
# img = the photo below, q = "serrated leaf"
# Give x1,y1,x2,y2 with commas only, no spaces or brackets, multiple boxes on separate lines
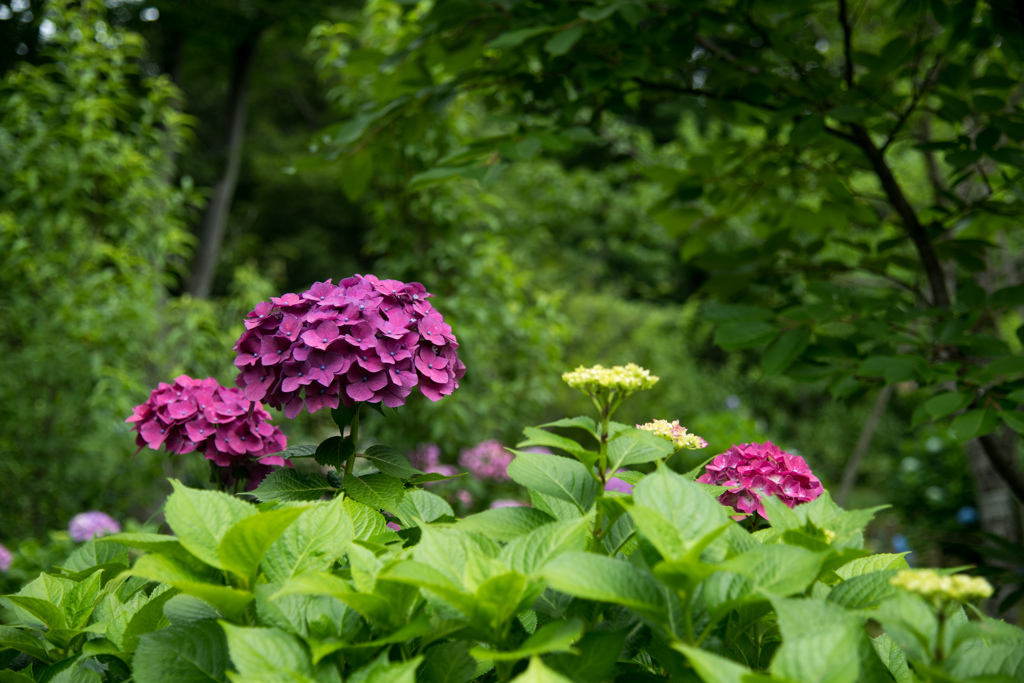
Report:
835,553,909,579
507,450,599,513
251,469,335,503
542,552,666,622
163,480,256,569
163,594,223,625
770,598,861,683
218,507,307,584
827,570,899,610
474,619,584,661
220,623,318,683
262,497,351,583
0,625,51,661
263,444,317,460
500,518,590,576
518,427,597,465
395,489,453,527
343,473,405,512
871,634,911,683
129,554,253,619
314,436,345,468
361,444,421,478
133,620,229,683
607,428,674,471
458,507,556,543
539,416,599,439
420,641,477,683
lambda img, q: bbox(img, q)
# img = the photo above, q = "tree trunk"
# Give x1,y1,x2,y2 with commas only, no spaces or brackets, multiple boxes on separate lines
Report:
835,385,893,507
187,32,262,299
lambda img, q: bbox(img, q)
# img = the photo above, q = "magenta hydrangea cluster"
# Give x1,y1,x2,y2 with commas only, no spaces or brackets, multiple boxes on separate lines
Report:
697,441,824,518
126,375,289,486
233,274,465,418
459,440,514,481
68,511,121,542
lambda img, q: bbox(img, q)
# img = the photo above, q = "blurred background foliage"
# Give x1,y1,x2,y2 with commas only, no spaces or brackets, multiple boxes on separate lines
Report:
0,0,1022,616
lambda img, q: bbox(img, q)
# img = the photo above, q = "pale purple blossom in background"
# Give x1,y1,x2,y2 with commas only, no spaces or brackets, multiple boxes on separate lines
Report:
604,471,633,494
0,543,11,572
697,441,823,518
68,511,121,542
459,440,514,481
233,274,465,417
456,489,473,508
386,521,402,532
490,499,529,509
408,442,441,471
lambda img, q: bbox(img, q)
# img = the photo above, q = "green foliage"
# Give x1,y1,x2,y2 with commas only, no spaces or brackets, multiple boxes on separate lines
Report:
0,0,277,537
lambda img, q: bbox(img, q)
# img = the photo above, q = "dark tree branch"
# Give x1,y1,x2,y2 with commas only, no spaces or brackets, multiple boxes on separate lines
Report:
838,0,854,88
848,124,950,308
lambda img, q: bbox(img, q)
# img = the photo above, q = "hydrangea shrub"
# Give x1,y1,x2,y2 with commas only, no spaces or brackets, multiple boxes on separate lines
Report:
3,287,1020,683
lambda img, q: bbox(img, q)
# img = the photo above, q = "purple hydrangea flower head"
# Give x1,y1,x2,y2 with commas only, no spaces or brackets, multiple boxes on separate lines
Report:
68,511,121,542
233,275,465,417
697,441,824,518
456,489,474,508
0,543,11,572
459,440,513,481
127,375,289,489
490,499,529,509
605,470,633,494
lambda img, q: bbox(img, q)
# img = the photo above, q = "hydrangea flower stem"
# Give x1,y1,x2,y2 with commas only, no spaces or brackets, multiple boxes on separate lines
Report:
345,406,361,478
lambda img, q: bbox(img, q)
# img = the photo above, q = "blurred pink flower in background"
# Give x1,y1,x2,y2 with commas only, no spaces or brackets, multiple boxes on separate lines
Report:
68,511,121,542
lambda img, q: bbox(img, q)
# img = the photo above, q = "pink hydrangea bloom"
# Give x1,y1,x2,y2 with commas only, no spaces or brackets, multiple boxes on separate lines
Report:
386,521,402,532
127,375,288,489
459,440,514,481
0,543,11,572
233,275,465,417
456,489,474,508
697,441,824,518
68,511,121,542
490,499,529,509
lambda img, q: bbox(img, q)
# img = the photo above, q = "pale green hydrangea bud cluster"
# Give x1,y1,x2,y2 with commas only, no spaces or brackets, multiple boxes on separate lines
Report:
890,569,993,605
637,419,708,450
562,363,659,396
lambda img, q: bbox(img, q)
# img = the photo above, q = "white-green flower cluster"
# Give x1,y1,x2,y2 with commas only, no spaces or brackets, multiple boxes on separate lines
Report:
562,363,659,395
890,569,993,605
636,419,707,450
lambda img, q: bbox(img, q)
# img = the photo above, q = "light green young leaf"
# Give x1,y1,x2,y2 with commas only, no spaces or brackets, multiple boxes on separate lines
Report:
133,620,229,683
542,552,666,622
607,428,674,471
871,634,911,683
770,597,861,683
121,588,177,652
827,570,899,610
129,554,253,619
220,623,318,683
348,651,423,683
262,497,351,584
518,427,597,465
457,507,555,542
395,489,453,527
218,506,307,583
509,657,575,683
61,569,104,629
500,517,590,576
2,596,67,631
674,643,776,683
719,544,825,597
633,467,729,545
529,490,582,521
835,553,909,580
164,480,257,569
507,450,599,513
